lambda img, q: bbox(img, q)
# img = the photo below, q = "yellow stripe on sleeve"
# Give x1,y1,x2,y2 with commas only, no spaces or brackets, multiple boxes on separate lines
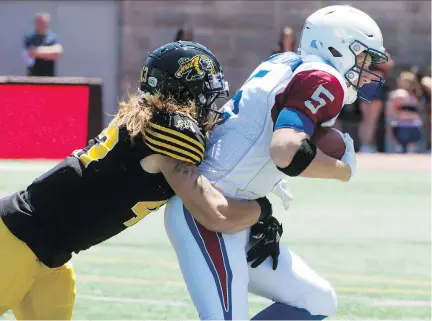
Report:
145,143,195,164
144,134,202,163
149,122,205,153
145,128,204,160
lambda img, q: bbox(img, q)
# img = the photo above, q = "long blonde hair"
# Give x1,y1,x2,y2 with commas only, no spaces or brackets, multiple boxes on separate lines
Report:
110,91,197,139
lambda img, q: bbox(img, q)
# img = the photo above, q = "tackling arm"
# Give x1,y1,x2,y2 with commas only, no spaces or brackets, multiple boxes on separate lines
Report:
144,110,269,234
158,156,265,234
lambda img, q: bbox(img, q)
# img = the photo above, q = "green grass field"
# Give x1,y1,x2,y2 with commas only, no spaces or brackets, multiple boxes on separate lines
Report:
0,159,430,320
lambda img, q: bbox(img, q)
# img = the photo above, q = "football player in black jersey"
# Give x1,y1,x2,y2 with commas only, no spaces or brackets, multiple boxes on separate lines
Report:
0,41,273,320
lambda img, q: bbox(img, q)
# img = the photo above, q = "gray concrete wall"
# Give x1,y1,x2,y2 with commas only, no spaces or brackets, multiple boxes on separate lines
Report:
121,0,431,98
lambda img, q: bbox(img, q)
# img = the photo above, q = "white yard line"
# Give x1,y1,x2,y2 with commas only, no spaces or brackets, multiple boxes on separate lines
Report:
370,300,431,307
79,294,188,307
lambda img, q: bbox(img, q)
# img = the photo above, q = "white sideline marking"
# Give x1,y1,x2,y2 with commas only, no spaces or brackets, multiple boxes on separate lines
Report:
79,294,270,306
371,300,431,307
0,162,56,171
79,294,188,307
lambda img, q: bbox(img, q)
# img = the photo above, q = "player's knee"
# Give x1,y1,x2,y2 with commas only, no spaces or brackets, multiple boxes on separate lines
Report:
33,263,76,320
307,282,337,317
323,284,337,316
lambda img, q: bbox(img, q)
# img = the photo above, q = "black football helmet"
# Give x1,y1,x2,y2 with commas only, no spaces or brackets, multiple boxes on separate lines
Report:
140,41,229,128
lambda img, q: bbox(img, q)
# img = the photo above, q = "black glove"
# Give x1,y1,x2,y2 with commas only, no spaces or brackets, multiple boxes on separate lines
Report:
247,215,283,270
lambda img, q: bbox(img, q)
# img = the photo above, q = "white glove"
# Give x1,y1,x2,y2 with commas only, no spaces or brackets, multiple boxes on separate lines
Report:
339,131,357,181
271,179,294,211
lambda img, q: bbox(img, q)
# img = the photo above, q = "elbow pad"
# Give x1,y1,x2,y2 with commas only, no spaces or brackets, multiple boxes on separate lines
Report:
276,139,317,177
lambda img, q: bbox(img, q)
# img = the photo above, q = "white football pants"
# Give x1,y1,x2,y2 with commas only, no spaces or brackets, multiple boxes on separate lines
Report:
164,196,337,320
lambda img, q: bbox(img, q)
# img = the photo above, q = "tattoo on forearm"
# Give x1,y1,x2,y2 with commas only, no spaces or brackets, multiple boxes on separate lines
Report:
172,162,197,177
172,162,212,194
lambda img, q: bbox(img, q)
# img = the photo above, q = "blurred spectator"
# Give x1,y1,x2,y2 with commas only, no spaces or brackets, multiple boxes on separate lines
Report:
411,65,431,152
175,26,193,41
358,50,393,153
23,12,63,77
387,71,424,153
272,26,297,55
420,73,431,152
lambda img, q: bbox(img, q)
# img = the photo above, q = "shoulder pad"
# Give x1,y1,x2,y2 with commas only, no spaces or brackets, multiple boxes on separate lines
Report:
145,111,206,164
276,68,345,125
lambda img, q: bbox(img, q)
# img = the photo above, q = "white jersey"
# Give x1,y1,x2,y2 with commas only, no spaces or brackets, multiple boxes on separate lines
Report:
200,52,348,199
165,53,339,321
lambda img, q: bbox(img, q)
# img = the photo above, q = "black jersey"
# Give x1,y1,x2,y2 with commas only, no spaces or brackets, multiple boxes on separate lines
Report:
0,111,205,268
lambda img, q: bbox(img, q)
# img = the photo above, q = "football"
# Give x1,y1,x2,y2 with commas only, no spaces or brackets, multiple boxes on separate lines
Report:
311,127,346,160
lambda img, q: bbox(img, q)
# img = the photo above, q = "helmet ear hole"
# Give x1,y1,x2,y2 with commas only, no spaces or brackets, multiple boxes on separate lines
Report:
328,47,342,57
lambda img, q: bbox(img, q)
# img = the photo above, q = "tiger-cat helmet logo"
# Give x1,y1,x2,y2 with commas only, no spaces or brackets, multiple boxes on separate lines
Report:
175,55,216,81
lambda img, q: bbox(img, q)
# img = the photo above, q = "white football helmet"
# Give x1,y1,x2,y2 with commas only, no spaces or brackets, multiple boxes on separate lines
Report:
298,5,388,104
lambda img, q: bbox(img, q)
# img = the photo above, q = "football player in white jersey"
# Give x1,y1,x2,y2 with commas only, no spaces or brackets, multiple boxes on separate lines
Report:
164,5,388,320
